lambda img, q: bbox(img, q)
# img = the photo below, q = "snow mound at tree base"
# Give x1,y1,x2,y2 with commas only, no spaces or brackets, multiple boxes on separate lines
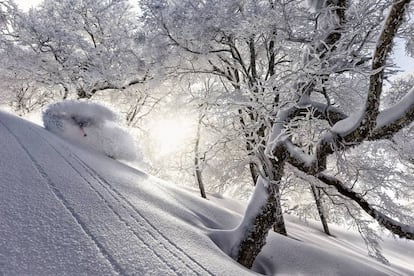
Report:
42,100,140,161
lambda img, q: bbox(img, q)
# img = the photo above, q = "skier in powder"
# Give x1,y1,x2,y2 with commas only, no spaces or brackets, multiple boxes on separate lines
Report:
42,100,140,161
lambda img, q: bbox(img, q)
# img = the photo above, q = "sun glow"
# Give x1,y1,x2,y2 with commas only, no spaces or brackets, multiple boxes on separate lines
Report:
149,117,195,157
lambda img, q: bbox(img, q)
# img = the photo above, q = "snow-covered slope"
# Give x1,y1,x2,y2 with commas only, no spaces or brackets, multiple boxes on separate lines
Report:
0,111,413,275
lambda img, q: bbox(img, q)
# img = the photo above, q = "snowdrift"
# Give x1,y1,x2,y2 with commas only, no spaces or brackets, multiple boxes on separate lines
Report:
42,100,139,161
0,111,413,275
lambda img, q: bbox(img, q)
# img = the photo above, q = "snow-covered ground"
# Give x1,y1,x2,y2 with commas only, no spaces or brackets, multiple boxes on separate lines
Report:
0,111,413,275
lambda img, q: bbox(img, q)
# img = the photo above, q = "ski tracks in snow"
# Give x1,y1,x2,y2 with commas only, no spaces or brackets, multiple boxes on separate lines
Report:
0,117,125,275
35,127,213,275
0,113,213,275
70,154,214,276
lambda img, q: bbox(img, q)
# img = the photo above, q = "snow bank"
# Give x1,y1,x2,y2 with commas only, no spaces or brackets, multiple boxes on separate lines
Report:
42,100,140,161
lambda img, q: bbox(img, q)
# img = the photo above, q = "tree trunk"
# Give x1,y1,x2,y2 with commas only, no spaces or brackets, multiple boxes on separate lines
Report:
249,162,259,184
233,176,280,268
194,113,207,199
233,149,287,267
310,183,331,235
272,182,287,235
61,84,69,100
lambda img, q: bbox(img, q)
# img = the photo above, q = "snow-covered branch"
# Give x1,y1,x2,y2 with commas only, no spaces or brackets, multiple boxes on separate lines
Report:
361,0,412,135
268,100,348,148
273,80,414,200
287,0,413,167
87,74,151,98
370,86,414,140
316,173,414,240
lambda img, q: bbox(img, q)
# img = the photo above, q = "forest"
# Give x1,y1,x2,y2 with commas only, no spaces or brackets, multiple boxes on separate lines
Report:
1,0,414,269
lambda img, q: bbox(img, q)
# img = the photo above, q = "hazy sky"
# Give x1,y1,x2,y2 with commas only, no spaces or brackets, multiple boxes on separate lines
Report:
14,0,43,11
12,0,414,75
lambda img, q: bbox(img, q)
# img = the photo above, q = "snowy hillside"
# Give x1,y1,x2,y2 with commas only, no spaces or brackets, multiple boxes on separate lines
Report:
1,111,413,275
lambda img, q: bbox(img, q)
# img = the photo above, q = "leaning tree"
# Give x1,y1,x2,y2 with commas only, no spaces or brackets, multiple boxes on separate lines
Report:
224,0,414,268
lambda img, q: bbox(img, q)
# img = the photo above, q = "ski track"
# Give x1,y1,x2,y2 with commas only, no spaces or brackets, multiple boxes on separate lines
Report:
0,115,174,275
0,119,124,275
72,155,215,276
31,128,187,275
71,155,210,275
29,126,214,275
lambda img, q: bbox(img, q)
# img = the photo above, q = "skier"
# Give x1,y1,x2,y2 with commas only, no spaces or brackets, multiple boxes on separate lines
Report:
70,115,90,137
42,100,140,161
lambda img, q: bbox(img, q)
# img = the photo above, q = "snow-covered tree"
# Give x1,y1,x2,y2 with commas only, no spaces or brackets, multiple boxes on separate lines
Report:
141,0,414,268
2,0,148,99
141,0,310,235
228,0,414,268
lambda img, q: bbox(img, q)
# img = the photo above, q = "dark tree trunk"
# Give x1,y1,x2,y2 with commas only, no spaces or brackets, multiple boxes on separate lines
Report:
310,183,331,235
249,162,259,184
61,84,69,100
272,183,287,235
